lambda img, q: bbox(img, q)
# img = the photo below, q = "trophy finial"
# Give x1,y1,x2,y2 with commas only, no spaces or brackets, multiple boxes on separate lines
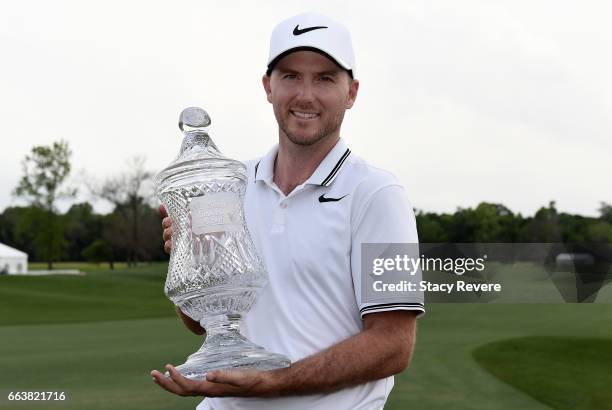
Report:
179,107,211,131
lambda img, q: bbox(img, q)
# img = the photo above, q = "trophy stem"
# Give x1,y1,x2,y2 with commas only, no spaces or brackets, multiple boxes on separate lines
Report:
202,313,242,337
170,313,290,380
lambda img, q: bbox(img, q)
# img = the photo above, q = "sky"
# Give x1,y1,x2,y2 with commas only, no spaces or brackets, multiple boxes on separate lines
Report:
1,0,611,217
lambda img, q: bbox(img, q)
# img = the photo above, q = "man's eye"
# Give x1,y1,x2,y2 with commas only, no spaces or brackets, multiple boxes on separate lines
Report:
320,76,334,82
283,74,297,79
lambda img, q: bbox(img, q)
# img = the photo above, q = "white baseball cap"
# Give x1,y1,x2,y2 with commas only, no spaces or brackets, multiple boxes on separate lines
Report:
266,12,356,78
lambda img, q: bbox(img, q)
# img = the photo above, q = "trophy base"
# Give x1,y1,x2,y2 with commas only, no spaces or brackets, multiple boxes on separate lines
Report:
167,315,290,380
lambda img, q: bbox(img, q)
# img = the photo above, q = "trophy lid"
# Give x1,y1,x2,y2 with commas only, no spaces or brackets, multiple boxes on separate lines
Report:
175,107,220,157
154,107,246,194
179,107,211,132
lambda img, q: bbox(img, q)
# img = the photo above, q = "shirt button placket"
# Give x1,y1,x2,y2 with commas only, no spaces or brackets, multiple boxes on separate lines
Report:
271,200,287,234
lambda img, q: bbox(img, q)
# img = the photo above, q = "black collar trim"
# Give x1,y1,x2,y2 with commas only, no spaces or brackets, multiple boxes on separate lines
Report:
320,148,351,186
254,161,260,182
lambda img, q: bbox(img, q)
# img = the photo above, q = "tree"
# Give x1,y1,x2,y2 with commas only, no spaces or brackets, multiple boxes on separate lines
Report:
558,213,594,243
82,239,114,269
0,206,38,257
586,221,612,243
445,202,521,242
63,203,102,261
14,206,65,264
520,200,561,242
90,157,156,266
12,140,76,269
599,202,612,224
415,211,449,242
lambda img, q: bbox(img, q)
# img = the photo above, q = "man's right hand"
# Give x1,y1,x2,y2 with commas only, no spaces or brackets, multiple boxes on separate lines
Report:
159,204,173,254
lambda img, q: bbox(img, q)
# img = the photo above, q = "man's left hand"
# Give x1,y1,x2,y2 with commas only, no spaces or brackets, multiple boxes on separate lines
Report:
151,365,279,397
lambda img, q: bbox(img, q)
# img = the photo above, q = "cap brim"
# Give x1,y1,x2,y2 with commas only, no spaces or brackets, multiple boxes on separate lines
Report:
266,46,353,78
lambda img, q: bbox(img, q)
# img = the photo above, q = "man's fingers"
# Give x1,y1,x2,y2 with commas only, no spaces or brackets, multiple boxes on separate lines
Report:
160,214,174,255
159,204,167,218
152,367,262,398
162,216,173,229
163,227,173,254
163,227,173,242
151,369,187,396
166,365,199,394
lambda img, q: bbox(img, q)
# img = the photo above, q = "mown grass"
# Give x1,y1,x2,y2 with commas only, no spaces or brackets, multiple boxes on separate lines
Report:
388,303,612,410
473,337,612,410
2,263,612,409
0,263,172,326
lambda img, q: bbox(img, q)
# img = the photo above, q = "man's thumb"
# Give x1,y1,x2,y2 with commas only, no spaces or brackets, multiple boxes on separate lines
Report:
206,370,241,385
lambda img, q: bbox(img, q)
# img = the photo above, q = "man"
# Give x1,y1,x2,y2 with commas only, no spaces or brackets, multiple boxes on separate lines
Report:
152,12,424,410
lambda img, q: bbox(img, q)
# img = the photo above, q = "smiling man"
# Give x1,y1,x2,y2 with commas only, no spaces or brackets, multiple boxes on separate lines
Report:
153,12,425,410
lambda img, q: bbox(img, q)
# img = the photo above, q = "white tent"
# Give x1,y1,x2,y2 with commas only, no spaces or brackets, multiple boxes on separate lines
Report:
0,243,28,274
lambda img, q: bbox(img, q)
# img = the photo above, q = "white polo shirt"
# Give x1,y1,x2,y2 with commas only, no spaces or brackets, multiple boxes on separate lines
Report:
199,138,424,410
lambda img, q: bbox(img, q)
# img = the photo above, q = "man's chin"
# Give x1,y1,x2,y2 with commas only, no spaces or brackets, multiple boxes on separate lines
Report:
280,122,338,147
286,133,325,146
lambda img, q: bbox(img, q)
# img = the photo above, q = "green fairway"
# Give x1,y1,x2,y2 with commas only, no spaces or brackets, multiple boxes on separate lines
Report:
1,263,612,409
387,303,612,410
0,263,172,326
473,337,612,410
0,318,203,409
0,263,203,409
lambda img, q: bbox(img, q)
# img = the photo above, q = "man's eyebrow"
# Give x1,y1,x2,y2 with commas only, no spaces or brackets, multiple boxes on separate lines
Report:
276,67,298,74
317,70,342,77
275,68,342,76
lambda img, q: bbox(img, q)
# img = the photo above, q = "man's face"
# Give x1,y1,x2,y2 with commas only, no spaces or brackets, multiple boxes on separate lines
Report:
262,51,359,147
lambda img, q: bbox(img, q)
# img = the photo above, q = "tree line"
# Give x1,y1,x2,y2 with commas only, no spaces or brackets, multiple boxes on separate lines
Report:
3,140,164,269
1,140,611,270
416,201,612,243
0,202,164,269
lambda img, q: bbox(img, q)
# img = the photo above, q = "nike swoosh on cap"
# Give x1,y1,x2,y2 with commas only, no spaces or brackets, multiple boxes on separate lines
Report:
318,194,348,203
293,25,328,35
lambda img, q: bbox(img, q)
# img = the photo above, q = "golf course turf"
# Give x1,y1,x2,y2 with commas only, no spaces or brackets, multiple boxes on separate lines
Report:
1,263,611,409
473,336,612,410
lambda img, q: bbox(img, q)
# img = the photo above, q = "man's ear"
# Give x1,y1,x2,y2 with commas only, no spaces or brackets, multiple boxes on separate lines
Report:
262,74,272,103
346,79,359,109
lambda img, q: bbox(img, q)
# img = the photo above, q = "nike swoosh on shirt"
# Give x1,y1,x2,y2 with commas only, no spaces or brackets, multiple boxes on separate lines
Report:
293,25,328,35
318,194,348,203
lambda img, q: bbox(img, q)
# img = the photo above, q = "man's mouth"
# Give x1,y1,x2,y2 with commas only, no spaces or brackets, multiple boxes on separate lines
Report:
290,110,320,120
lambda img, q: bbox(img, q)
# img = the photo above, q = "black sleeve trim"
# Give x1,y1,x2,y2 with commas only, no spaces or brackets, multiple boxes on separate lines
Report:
360,302,425,315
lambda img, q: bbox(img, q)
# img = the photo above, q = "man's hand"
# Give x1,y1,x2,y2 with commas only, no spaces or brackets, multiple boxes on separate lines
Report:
151,365,280,397
159,204,173,254
151,311,417,398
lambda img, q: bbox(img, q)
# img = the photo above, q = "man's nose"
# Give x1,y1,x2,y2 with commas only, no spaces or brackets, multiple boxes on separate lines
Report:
296,80,315,101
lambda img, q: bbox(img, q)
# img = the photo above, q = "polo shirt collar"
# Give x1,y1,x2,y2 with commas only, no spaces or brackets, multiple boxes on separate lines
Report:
306,138,351,186
254,138,351,187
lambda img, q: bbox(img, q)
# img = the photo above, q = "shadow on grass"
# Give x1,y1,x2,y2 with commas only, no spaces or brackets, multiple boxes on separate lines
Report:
473,336,612,410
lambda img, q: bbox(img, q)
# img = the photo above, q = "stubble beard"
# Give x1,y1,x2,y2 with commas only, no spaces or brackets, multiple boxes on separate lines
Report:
275,107,346,147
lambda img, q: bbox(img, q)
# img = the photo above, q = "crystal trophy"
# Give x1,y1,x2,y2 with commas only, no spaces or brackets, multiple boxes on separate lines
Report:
155,107,290,379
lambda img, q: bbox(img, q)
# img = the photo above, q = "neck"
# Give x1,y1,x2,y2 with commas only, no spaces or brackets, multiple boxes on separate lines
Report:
273,133,339,196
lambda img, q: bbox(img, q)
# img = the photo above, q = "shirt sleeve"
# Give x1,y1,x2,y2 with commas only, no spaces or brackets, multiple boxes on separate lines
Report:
350,183,425,318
